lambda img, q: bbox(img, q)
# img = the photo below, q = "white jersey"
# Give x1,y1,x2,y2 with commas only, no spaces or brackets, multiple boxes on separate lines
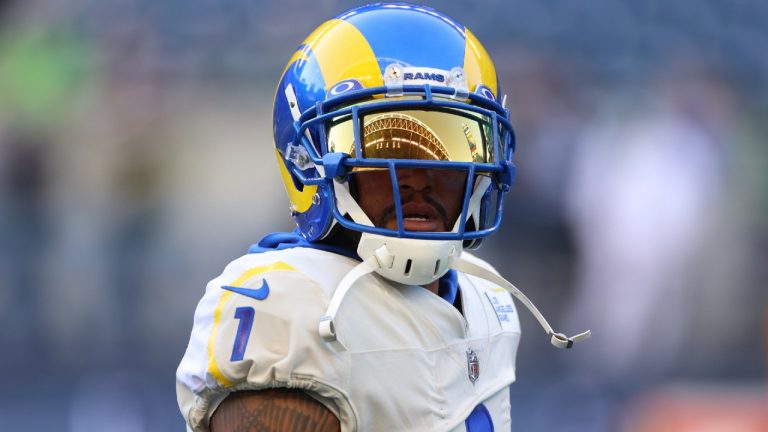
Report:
176,246,520,432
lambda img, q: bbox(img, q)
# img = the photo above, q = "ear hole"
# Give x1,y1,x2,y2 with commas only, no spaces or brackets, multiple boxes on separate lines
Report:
404,259,413,276
433,259,441,276
290,173,305,192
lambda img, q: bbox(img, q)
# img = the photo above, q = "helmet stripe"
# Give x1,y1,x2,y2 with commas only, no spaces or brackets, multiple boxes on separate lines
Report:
275,149,317,213
280,47,310,78
304,19,382,90
343,4,467,74
464,28,498,98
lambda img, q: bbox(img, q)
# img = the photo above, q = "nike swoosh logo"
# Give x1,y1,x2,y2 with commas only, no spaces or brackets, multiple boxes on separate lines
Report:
222,279,270,300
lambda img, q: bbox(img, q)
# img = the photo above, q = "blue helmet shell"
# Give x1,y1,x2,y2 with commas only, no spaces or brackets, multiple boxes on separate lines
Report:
273,3,516,245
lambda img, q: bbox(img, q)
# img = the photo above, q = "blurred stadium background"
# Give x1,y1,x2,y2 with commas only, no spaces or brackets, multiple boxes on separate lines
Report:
1,0,766,430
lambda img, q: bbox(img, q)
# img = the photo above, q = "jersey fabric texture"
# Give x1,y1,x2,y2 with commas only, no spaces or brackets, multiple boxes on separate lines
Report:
176,233,521,431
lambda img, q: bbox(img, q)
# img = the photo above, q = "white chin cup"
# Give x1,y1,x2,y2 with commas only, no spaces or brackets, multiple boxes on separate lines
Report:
357,232,462,285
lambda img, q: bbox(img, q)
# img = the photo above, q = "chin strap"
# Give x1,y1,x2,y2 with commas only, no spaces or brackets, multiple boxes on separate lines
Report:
451,257,591,349
318,251,591,351
318,254,380,350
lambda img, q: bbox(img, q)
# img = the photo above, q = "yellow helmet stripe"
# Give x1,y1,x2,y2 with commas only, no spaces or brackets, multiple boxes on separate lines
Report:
280,47,310,78
275,149,318,213
304,18,383,90
463,28,498,97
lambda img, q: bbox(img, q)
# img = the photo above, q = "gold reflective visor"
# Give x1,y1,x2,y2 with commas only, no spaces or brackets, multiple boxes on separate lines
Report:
327,108,494,164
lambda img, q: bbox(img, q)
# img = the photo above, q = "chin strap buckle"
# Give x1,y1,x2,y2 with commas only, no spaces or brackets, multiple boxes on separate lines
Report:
318,316,336,341
549,330,592,349
452,257,591,351
317,255,379,350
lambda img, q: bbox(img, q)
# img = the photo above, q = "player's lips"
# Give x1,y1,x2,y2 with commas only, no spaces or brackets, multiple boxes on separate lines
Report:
401,217,440,231
391,203,444,231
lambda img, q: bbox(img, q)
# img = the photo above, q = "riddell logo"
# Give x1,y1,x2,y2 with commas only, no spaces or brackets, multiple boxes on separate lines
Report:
404,72,445,82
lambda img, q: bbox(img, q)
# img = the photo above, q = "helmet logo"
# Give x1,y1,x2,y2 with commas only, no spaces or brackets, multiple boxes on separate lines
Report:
403,71,445,83
394,66,452,85
475,85,496,101
329,79,363,97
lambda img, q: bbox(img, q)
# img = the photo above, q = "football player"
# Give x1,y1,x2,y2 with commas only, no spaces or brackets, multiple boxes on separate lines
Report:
176,3,589,431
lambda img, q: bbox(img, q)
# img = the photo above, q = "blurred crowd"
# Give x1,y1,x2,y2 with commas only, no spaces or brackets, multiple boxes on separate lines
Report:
0,0,766,431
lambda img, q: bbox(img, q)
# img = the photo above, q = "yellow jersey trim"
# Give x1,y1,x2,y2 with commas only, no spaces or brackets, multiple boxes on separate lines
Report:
207,261,299,387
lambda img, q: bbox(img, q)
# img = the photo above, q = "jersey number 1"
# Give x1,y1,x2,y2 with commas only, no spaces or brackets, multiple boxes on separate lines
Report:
231,306,255,361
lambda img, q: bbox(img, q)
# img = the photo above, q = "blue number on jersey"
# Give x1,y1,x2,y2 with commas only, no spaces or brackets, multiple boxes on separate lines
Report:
231,307,255,361
465,404,494,432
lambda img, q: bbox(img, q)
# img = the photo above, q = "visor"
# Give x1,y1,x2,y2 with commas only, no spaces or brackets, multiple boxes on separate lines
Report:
327,108,494,165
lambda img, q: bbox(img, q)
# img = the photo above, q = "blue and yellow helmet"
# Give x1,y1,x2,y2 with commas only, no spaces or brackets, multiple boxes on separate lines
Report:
273,3,516,247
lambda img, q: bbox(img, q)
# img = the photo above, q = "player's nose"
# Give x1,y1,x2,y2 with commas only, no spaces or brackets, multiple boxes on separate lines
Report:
397,168,433,193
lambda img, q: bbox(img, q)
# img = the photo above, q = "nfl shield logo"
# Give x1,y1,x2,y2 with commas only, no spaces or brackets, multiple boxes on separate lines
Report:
467,348,480,384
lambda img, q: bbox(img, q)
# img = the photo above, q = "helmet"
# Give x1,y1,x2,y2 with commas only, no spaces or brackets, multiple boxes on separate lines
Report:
273,3,516,284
